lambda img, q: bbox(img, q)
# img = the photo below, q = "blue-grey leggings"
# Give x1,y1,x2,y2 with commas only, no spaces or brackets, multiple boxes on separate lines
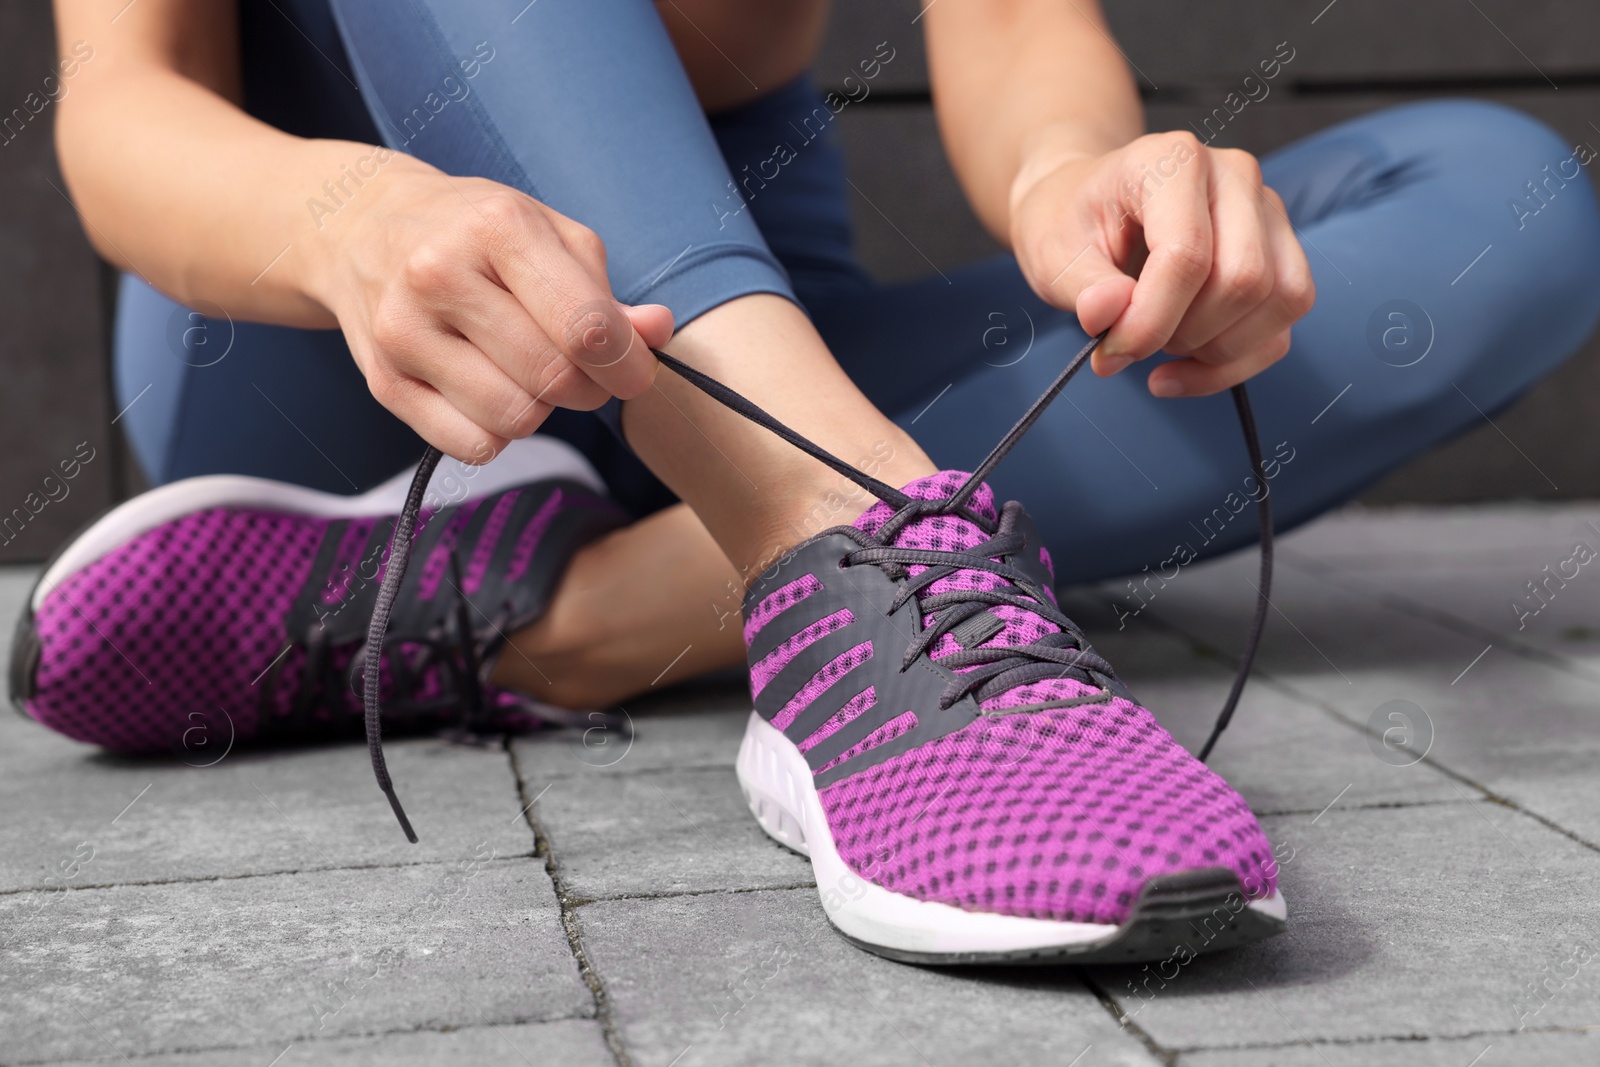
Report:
114,0,1600,585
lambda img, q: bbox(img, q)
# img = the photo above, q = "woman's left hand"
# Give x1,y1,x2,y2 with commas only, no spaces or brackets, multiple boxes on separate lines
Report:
1008,131,1316,398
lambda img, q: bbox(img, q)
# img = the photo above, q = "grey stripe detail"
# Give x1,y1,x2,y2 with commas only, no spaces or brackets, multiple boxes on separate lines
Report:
745,532,984,787
759,625,866,726
745,576,845,665
780,647,879,745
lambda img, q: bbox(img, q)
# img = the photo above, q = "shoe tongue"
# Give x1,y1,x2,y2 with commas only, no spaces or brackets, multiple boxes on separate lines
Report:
852,471,1097,712
853,470,1047,644
851,471,997,543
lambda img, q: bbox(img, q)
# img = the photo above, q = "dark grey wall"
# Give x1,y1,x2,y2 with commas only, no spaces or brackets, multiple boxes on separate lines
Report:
2,2,1597,563
0,3,124,564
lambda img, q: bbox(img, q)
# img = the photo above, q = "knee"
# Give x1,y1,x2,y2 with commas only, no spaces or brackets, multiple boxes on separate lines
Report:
1426,102,1600,350
1414,101,1600,245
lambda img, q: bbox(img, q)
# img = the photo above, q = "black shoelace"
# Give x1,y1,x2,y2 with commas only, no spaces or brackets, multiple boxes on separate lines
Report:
366,330,1271,840
280,549,504,741
833,499,1120,711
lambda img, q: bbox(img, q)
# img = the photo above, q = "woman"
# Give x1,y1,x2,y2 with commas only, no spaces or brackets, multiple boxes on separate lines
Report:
17,0,1600,962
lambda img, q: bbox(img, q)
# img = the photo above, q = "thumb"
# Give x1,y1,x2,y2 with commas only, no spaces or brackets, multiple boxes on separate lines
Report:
1055,248,1135,375
1073,275,1135,340
621,302,676,351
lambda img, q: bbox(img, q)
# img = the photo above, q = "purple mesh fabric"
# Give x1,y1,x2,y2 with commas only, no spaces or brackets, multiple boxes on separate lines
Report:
414,498,484,600
503,489,566,586
29,508,322,750
749,609,854,699
743,573,822,648
797,686,877,753
770,643,873,731
817,695,1278,924
463,489,522,594
815,710,918,774
319,519,379,607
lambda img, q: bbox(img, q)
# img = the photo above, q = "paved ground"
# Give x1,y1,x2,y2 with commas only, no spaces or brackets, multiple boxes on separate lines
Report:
3,502,1600,1066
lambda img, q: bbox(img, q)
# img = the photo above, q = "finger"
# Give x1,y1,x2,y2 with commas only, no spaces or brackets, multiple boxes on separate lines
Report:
371,374,513,464
436,277,612,412
1149,328,1291,398
1164,157,1275,355
548,212,609,281
478,203,658,400
1149,205,1312,397
387,325,555,440
1101,143,1214,365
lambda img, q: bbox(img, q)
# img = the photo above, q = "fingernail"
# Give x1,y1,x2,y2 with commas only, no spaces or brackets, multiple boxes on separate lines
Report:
1100,353,1133,375
1150,377,1186,398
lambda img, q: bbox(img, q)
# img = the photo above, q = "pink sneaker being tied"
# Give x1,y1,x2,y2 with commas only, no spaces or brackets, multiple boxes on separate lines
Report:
636,339,1286,964
735,469,1285,963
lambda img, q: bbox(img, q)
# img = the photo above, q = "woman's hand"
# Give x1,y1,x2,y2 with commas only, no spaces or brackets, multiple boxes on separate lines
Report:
311,156,674,462
1009,131,1315,398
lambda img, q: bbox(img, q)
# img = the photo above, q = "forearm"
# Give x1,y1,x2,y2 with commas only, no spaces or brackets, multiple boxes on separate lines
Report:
924,0,1143,241
55,38,398,327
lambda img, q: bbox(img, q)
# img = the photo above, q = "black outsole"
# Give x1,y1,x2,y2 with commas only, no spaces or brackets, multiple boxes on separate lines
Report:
838,867,1284,966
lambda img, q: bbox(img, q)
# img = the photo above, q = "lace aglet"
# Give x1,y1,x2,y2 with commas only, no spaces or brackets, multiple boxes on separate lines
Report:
384,785,419,843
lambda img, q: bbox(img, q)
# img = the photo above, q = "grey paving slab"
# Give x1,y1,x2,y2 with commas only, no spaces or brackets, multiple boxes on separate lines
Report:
513,684,749,781
532,765,812,901
834,105,1003,282
1098,546,1600,826
1061,590,1461,817
0,862,591,1063
1286,552,1600,671
1191,540,1600,859
39,1019,616,1067
1274,503,1600,571
10,490,1600,1066
1180,1030,1600,1067
0,713,536,894
815,0,928,94
1096,804,1600,1049
579,887,1162,1067
0,567,34,635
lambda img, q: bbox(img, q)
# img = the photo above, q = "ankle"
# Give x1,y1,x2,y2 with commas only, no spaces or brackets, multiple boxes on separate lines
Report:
618,294,937,574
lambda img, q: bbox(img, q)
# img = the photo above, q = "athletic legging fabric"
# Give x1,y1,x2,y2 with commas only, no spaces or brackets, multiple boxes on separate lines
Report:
114,0,1600,584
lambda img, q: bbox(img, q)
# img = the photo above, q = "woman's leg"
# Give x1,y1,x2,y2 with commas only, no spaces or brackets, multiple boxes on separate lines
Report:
807,99,1600,586
114,275,426,492
325,0,936,582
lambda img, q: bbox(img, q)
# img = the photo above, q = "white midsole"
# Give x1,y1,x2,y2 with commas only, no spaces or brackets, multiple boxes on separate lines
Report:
735,711,1286,956
33,436,604,612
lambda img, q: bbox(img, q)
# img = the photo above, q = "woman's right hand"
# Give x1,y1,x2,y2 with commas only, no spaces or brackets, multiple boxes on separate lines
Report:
310,154,674,463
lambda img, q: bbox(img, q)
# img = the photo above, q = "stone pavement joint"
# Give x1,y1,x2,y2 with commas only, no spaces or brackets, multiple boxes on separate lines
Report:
506,736,634,1067
1080,969,1181,1066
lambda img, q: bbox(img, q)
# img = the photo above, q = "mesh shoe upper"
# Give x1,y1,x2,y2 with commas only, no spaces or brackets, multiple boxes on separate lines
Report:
744,471,1278,926
17,479,624,753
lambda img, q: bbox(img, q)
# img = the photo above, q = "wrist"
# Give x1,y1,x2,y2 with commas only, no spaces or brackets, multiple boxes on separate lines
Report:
297,145,433,318
1007,122,1121,219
